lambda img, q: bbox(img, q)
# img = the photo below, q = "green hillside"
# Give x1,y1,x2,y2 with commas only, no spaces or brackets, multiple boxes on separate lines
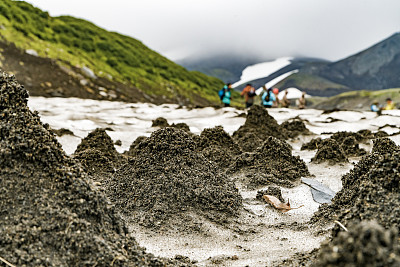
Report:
310,88,400,110
0,0,226,105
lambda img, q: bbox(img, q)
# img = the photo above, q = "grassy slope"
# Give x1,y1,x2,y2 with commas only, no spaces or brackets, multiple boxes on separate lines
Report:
275,72,349,95
310,88,400,110
0,0,226,104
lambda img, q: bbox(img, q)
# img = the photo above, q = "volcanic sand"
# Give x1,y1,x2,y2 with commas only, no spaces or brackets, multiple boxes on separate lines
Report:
27,97,400,266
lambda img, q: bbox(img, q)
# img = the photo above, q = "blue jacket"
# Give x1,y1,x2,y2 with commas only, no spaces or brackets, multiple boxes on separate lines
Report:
262,91,276,106
222,90,231,105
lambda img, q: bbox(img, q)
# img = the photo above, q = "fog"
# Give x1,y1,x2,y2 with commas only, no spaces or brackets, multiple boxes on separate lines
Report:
26,0,400,61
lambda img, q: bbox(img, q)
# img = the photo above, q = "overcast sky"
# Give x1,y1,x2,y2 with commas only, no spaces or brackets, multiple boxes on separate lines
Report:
26,0,400,62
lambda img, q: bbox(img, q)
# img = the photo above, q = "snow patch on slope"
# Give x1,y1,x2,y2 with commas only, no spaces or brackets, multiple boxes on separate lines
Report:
232,57,293,87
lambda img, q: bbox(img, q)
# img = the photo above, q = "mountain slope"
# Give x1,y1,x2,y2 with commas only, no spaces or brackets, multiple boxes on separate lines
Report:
313,33,400,90
0,0,224,106
278,33,400,96
177,53,264,84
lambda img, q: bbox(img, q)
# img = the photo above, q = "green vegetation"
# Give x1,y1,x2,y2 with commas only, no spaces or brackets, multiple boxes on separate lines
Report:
276,72,348,92
0,0,227,104
310,88,400,110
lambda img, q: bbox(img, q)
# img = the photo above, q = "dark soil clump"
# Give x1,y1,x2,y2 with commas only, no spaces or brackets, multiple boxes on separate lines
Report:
301,137,323,150
311,139,348,164
280,116,312,138
232,105,287,152
152,117,169,127
171,122,191,132
314,221,400,267
124,135,148,157
312,138,400,231
330,131,365,144
74,128,120,162
371,137,400,154
196,126,242,169
73,148,115,176
74,128,126,170
0,71,183,266
51,127,74,136
106,128,242,229
229,136,310,188
340,136,367,157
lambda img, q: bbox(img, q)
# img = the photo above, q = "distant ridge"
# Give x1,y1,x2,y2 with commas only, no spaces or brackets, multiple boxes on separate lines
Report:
277,33,400,96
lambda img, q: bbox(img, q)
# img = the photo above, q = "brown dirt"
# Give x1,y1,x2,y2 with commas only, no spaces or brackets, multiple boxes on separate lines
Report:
229,136,310,188
0,71,189,266
280,116,313,138
311,139,349,164
301,137,323,150
50,127,74,136
124,135,148,157
232,105,288,152
105,128,243,230
314,221,400,267
196,125,242,170
74,128,126,166
151,117,191,132
312,138,400,231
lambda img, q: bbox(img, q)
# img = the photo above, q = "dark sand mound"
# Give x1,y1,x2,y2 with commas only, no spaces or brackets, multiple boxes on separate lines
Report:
232,105,287,152
303,135,366,158
358,129,389,139
196,126,242,169
73,148,115,176
280,116,312,138
171,122,191,132
51,127,74,136
312,138,400,231
314,221,400,267
311,139,348,164
330,130,365,144
371,137,400,154
0,72,183,266
124,135,148,157
229,136,310,188
301,137,323,150
74,128,120,160
340,136,367,157
106,128,242,229
152,117,169,127
73,128,127,174
151,117,191,132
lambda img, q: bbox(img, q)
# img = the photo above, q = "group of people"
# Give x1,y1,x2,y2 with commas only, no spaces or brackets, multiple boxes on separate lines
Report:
370,98,396,115
219,83,306,109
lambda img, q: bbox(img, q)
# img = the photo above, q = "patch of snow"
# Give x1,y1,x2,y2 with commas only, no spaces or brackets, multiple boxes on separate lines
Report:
233,57,293,87
255,70,298,95
277,87,310,100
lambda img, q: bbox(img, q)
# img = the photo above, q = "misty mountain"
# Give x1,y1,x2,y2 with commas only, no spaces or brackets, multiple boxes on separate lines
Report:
278,33,400,96
182,33,400,97
306,32,400,90
177,54,266,83
232,57,328,92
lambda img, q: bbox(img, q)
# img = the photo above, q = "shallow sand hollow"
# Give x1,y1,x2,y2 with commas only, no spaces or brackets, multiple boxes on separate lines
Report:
28,97,400,266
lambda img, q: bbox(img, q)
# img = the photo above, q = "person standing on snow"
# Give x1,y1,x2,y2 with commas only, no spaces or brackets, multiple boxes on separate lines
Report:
281,90,290,108
262,88,276,108
221,83,232,107
298,91,306,109
241,84,256,108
